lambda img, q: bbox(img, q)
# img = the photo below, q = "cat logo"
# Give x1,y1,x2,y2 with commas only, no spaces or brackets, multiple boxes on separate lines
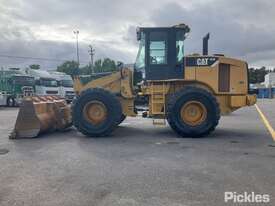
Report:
197,58,209,66
186,56,218,67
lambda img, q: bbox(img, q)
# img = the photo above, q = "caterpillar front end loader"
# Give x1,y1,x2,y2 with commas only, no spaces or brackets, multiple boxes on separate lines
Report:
72,23,256,137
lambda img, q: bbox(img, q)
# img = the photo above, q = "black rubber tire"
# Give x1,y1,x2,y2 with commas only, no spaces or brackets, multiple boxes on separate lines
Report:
118,114,126,125
6,97,15,107
167,86,220,137
72,88,122,137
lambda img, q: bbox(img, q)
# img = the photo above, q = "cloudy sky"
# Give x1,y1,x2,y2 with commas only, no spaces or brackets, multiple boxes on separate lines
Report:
0,0,275,69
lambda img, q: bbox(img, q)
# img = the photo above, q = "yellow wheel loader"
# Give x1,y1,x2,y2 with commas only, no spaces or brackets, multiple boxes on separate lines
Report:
72,23,256,137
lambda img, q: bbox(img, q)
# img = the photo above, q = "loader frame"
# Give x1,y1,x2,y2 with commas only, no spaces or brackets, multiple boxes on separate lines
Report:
74,68,136,117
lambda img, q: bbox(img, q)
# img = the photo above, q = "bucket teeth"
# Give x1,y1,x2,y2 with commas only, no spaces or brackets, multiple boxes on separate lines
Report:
11,96,72,139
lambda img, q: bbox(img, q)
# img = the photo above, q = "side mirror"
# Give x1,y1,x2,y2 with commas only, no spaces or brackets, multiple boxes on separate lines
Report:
117,61,124,69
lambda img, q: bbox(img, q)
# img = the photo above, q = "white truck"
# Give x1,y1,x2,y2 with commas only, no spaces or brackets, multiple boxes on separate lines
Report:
26,69,60,96
49,71,75,102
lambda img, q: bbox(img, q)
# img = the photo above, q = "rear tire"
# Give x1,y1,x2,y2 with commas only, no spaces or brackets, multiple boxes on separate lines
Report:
72,88,122,137
7,97,15,107
167,86,220,137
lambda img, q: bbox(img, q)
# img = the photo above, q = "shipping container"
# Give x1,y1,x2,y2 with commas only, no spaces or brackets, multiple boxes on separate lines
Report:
257,88,274,99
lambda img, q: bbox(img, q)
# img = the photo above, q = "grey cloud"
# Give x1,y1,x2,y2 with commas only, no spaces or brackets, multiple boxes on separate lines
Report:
1,0,143,68
5,0,149,34
150,0,275,67
0,39,74,69
0,38,133,69
0,0,275,69
122,25,138,45
0,25,35,41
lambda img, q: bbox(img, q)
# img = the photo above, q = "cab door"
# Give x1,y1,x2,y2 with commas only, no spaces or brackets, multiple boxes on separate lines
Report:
145,29,184,80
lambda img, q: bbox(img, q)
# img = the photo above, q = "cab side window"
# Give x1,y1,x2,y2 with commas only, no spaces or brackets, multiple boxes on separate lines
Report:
176,31,185,63
149,32,168,65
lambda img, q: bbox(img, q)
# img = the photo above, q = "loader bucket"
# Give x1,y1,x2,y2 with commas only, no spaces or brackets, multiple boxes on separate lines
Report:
10,96,72,139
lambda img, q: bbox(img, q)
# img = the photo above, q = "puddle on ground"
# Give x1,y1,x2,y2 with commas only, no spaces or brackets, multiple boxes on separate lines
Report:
0,148,9,155
155,141,180,145
165,141,180,145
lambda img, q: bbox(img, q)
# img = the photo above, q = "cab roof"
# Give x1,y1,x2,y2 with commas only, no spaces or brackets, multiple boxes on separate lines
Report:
137,23,190,33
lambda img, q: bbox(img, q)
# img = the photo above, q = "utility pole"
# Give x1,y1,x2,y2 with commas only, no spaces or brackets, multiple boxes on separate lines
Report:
88,45,95,74
73,30,80,68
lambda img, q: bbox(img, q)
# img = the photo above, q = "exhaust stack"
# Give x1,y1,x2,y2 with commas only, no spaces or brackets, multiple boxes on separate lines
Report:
203,33,210,55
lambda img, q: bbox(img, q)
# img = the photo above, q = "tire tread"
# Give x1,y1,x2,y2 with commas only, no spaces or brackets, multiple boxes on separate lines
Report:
167,86,220,137
72,88,122,137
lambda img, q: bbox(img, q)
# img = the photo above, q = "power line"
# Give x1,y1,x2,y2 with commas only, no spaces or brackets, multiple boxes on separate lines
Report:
0,54,68,62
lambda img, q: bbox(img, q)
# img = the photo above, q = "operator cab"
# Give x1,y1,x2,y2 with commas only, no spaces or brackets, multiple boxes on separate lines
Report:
135,24,190,80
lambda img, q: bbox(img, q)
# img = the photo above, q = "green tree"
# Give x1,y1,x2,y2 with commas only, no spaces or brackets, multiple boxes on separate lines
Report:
80,65,92,75
249,68,256,84
92,58,119,73
101,58,117,72
256,67,268,83
248,67,268,84
29,64,40,70
94,59,102,73
56,58,121,76
57,61,79,76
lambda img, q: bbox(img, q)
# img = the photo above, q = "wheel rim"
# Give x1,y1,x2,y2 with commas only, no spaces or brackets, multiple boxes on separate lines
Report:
83,100,107,125
8,98,13,106
180,101,207,126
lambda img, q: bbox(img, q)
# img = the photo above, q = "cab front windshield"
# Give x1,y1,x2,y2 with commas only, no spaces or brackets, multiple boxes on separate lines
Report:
135,30,186,69
60,80,73,87
13,76,35,86
40,78,58,87
135,32,145,71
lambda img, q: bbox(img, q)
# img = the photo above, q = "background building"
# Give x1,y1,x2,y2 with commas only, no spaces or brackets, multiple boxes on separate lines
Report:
264,72,275,87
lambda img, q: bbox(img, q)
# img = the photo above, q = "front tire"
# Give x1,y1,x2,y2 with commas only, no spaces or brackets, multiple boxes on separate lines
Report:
7,97,15,107
167,86,220,137
118,114,126,125
72,88,122,137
